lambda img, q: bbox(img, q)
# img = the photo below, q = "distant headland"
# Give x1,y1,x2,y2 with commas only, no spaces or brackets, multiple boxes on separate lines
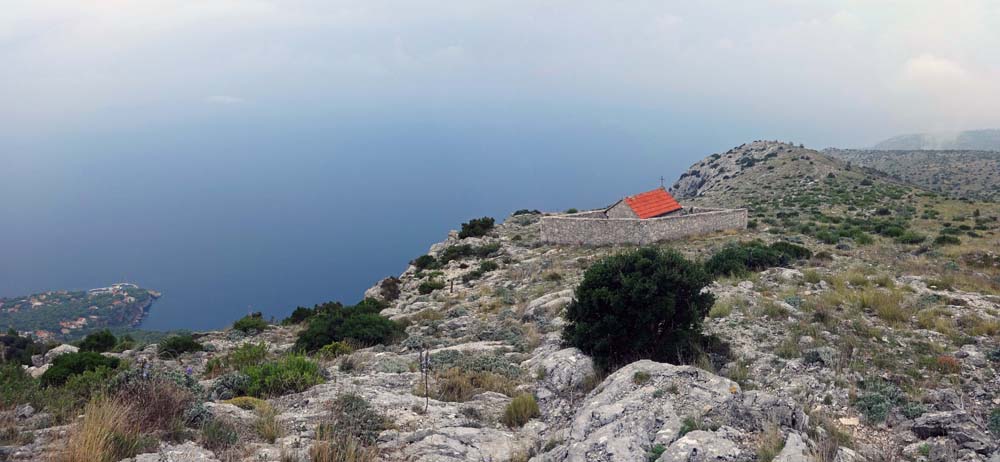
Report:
0,283,160,341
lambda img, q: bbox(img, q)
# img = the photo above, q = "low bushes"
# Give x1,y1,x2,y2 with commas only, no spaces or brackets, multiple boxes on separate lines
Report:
705,240,812,277
199,419,239,452
232,314,268,334
78,330,116,353
40,352,121,387
933,235,961,246
418,279,445,294
502,394,540,428
1,363,38,408
989,408,1000,435
853,378,907,423
895,231,927,245
242,355,324,398
411,242,503,273
325,393,390,444
462,260,500,283
204,342,269,377
317,341,353,360
293,299,402,352
459,216,495,239
0,331,45,366
157,334,204,359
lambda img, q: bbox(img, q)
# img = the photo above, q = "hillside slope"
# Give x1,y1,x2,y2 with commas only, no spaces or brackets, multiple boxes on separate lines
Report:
4,140,1000,462
826,148,1000,201
873,129,1000,151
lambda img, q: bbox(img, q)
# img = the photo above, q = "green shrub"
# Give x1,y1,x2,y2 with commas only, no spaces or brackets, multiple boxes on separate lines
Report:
418,279,445,294
647,444,666,462
502,394,540,428
79,329,117,353
438,243,501,264
458,217,495,239
989,408,1000,435
705,242,777,276
0,363,38,407
206,342,269,376
157,334,203,359
853,378,904,423
43,366,118,421
461,260,500,283
562,247,715,368
324,394,390,444
565,208,579,214
705,241,810,277
293,299,401,352
244,355,324,398
0,331,45,366
340,314,404,346
411,254,440,270
282,306,316,325
112,334,136,352
933,235,961,246
40,351,120,387
512,209,540,216
232,314,269,334
769,241,813,260
317,341,354,360
896,231,926,245
200,419,239,451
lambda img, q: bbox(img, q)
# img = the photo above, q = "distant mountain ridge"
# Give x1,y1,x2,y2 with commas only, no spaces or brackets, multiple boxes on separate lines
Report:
873,129,1000,151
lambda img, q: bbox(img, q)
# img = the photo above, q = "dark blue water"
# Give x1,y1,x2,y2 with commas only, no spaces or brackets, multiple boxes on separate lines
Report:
0,107,763,331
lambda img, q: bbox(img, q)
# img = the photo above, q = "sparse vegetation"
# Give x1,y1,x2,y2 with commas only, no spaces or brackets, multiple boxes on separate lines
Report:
459,216,495,239
232,313,269,333
294,299,402,352
243,355,325,398
157,334,204,359
502,394,540,428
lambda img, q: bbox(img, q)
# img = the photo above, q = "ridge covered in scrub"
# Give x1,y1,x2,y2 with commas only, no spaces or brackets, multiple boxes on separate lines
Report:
3,141,1000,462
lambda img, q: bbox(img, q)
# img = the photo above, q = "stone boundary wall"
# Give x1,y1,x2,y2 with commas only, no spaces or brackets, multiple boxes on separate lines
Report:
540,207,748,245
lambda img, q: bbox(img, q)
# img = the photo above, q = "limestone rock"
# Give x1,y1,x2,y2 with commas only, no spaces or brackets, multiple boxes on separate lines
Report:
524,290,573,321
773,432,810,462
125,442,220,462
552,360,741,461
911,411,993,454
42,344,78,364
14,404,34,420
365,276,401,302
657,428,743,461
26,364,50,379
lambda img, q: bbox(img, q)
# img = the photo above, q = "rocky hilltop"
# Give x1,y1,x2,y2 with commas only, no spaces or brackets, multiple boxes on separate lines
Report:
3,141,1000,462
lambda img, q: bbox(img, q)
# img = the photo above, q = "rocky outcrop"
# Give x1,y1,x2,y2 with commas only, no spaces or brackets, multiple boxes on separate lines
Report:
124,442,221,462
537,360,812,462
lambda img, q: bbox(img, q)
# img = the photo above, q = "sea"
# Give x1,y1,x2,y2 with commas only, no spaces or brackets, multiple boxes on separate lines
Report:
0,111,736,331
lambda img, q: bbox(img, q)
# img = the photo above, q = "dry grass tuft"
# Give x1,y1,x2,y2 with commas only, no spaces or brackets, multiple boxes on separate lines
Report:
414,368,518,402
756,424,785,462
58,397,151,462
309,436,379,462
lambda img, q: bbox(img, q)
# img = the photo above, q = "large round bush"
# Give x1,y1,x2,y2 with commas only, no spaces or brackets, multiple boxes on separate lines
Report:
562,247,715,368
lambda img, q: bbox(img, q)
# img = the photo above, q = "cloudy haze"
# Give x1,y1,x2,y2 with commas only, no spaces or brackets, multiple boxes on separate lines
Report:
3,0,999,146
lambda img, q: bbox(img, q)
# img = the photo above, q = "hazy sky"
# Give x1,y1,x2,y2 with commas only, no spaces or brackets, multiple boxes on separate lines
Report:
3,0,999,147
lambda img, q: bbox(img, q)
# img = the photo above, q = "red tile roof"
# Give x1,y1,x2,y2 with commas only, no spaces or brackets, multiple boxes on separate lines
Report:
623,188,682,219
